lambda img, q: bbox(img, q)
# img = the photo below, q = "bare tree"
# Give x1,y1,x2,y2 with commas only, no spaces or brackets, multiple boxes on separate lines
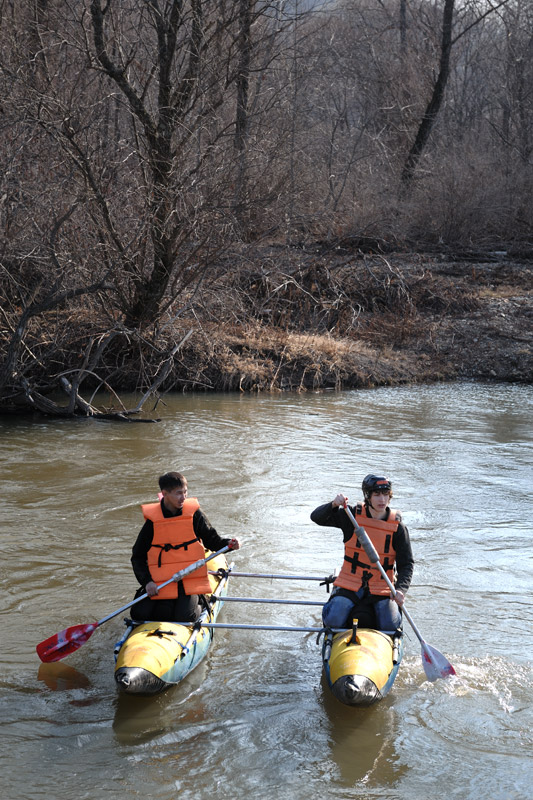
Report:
233,0,254,219
400,0,456,191
88,0,238,325
400,0,512,193
0,0,315,416
1,0,532,417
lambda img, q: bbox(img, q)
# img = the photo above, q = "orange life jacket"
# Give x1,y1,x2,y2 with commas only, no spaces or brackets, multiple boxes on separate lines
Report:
144,498,211,598
334,503,401,596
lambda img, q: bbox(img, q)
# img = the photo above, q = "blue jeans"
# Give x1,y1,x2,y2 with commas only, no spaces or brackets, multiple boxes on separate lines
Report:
322,591,401,633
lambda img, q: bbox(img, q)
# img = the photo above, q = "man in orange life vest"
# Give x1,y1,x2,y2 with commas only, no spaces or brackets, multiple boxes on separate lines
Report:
130,471,240,623
311,474,414,632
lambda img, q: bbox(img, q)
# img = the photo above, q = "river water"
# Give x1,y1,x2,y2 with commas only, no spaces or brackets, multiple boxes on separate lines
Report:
1,382,532,800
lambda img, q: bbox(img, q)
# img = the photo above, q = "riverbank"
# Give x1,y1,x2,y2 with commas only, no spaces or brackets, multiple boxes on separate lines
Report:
172,249,533,392
1,249,532,418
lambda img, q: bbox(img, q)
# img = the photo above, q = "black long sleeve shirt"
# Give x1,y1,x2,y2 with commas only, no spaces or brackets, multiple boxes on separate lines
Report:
131,499,230,589
310,501,414,594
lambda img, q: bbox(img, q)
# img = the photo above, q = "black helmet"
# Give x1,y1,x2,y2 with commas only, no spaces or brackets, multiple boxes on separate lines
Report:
362,474,392,499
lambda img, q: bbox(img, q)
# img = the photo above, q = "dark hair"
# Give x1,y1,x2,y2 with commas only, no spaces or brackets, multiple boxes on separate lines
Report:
158,472,187,491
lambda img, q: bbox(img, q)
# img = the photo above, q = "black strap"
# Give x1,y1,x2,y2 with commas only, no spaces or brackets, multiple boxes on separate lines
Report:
343,551,373,575
214,567,229,579
198,594,211,612
382,557,394,574
153,538,199,568
319,573,337,593
361,569,373,590
344,552,393,584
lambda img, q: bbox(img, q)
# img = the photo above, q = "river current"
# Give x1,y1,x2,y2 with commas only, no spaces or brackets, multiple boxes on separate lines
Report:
1,382,532,799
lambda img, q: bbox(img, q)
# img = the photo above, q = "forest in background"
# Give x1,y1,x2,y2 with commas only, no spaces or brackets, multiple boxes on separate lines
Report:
0,0,531,419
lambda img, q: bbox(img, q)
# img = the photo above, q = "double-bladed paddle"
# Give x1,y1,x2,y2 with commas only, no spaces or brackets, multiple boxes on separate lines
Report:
343,504,455,681
36,546,230,663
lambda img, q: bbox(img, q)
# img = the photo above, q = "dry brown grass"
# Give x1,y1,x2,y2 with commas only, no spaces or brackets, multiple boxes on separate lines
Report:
1,250,531,415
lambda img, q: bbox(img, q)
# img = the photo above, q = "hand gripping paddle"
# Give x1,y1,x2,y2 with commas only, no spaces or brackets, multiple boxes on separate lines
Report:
343,504,455,681
36,546,230,663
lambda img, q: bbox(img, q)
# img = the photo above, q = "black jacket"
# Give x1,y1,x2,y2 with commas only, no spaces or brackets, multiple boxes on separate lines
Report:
310,501,414,594
131,499,230,589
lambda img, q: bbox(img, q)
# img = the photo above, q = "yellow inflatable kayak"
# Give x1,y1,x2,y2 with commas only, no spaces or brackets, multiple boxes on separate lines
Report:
322,624,403,706
114,551,230,695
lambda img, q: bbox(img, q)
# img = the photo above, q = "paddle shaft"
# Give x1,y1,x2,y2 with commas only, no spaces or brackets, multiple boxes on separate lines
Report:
96,546,230,626
343,504,427,648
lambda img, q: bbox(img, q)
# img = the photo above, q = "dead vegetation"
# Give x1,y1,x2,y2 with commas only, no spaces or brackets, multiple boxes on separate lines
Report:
1,3,532,418
3,248,530,418
181,249,531,393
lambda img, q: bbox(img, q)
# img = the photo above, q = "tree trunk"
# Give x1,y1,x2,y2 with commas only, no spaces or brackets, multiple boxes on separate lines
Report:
90,0,203,327
400,0,455,193
234,0,253,221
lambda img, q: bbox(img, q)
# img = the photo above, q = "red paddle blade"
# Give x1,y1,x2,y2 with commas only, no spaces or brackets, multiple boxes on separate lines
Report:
36,622,98,663
421,641,456,682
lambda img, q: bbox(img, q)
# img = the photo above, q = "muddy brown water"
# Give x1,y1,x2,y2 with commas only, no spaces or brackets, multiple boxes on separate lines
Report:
1,382,532,800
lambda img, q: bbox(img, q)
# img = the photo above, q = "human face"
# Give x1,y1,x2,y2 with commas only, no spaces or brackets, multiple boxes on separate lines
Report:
162,484,188,513
368,489,390,517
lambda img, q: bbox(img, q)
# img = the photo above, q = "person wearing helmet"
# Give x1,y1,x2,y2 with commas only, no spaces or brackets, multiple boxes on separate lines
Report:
311,474,414,632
